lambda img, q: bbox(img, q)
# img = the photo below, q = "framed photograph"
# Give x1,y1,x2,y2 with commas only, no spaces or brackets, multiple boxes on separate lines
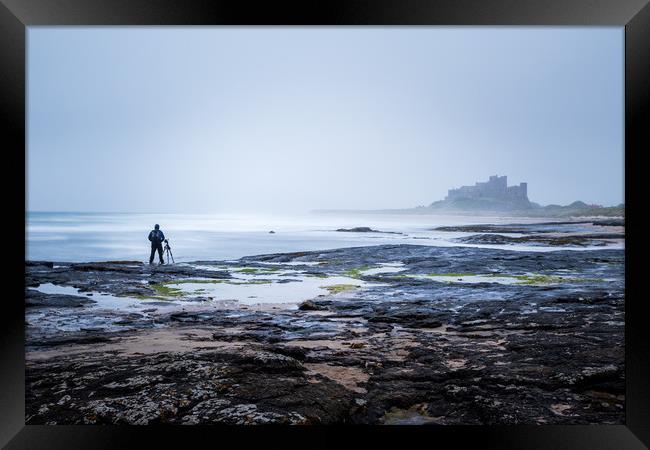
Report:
3,0,649,447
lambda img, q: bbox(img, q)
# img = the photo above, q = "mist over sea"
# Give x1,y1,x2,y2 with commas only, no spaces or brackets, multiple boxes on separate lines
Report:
25,211,621,263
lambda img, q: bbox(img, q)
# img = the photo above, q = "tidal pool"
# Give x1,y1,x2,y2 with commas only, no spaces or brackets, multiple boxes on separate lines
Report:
359,263,406,276
33,283,150,309
31,265,378,314
28,283,173,334
164,273,372,305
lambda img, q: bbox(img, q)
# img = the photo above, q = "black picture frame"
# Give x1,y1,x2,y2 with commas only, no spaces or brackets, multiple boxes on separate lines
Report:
2,0,648,447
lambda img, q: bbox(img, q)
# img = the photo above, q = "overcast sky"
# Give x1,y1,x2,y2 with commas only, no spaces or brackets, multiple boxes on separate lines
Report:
27,27,624,213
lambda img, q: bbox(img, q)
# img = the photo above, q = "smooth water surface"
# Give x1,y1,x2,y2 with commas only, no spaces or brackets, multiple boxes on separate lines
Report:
26,211,622,262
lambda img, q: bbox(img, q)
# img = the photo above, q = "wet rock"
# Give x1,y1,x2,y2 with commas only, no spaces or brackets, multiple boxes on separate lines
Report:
113,313,145,325
262,345,309,362
592,219,624,227
435,224,541,234
456,233,619,247
169,311,216,322
71,262,143,273
113,286,157,297
336,227,402,235
215,349,305,373
202,404,308,425
181,398,232,424
25,289,96,308
29,333,112,347
298,300,326,311
26,261,54,268
367,305,445,329
27,349,355,424
183,296,211,303
25,242,624,425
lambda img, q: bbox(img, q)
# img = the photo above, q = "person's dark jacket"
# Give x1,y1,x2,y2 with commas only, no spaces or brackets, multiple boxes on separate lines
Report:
148,229,165,245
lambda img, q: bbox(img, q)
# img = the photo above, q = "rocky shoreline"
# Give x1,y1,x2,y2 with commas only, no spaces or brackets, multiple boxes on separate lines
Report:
25,241,624,425
434,220,624,247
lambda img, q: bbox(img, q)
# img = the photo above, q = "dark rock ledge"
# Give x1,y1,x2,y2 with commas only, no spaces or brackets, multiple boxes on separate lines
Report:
25,244,624,425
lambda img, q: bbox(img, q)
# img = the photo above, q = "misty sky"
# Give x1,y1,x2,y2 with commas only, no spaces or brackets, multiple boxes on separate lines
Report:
27,27,624,213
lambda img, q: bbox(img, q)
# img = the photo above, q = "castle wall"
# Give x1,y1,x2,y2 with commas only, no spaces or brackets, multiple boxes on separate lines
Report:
445,176,528,202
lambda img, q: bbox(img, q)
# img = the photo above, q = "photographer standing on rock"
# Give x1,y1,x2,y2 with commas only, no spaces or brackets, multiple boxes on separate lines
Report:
148,224,165,265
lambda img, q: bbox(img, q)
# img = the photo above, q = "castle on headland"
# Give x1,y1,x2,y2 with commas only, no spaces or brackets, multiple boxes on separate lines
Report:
445,175,528,202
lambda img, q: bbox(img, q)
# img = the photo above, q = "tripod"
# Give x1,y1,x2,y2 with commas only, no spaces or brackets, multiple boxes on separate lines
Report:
163,239,175,264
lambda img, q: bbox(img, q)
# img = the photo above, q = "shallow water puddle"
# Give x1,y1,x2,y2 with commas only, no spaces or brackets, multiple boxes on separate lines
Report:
165,274,369,305
359,262,406,276
33,283,152,309
382,404,442,425
29,284,165,334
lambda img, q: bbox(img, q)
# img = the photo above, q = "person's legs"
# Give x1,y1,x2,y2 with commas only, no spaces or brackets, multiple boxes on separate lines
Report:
149,245,156,264
157,243,164,264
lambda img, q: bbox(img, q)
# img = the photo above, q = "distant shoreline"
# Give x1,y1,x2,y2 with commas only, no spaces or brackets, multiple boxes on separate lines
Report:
312,208,624,219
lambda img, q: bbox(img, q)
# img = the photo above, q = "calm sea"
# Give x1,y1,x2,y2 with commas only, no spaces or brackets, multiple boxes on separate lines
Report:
26,211,619,263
